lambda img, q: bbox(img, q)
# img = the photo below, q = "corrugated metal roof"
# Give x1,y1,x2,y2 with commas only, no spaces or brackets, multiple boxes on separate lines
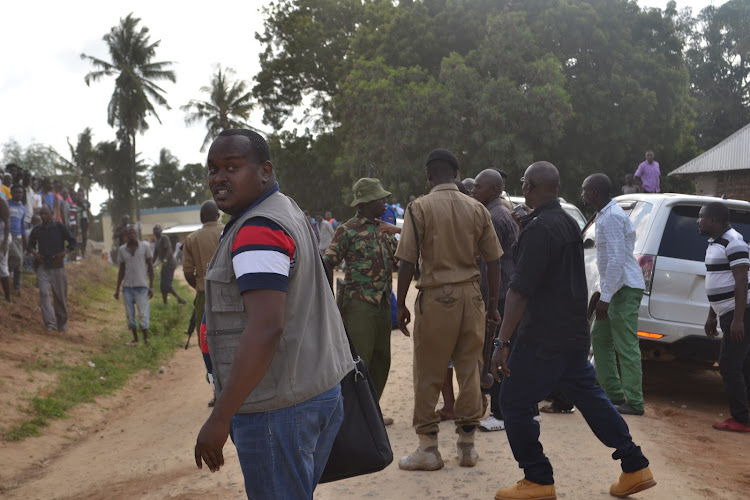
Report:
669,122,750,176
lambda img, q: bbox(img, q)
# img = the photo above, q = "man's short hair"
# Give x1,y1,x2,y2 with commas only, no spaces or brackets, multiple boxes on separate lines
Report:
425,149,459,171
218,129,271,164
703,201,729,225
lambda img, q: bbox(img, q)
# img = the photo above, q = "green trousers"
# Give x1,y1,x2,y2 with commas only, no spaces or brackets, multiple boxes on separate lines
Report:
341,297,392,400
591,286,644,411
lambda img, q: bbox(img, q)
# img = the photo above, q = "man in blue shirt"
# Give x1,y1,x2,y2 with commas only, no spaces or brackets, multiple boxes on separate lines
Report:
8,185,26,294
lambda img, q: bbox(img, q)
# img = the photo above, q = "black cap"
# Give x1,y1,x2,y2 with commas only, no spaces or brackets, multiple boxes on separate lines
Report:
425,149,459,171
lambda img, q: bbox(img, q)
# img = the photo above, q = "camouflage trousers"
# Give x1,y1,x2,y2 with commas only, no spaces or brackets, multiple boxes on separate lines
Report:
340,297,392,400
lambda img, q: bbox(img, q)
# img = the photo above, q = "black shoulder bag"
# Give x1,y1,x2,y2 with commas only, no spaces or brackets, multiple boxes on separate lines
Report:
319,258,393,483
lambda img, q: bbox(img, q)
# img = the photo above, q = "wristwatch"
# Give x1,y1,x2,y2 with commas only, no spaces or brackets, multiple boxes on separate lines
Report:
493,338,511,350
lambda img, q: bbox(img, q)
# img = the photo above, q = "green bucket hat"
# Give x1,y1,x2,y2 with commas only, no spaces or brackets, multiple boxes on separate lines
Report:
350,178,391,207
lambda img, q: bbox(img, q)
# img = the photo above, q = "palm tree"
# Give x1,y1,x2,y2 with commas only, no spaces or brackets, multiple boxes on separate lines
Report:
81,13,176,227
182,66,255,151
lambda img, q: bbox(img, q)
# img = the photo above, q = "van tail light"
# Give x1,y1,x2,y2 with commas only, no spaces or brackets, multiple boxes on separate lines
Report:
637,331,664,339
637,254,656,295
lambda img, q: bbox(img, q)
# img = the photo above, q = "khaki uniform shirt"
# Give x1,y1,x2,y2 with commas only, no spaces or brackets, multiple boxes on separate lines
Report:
182,221,224,292
396,182,503,288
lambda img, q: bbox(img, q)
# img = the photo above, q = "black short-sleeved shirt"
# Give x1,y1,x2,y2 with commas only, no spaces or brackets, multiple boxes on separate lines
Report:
509,200,590,354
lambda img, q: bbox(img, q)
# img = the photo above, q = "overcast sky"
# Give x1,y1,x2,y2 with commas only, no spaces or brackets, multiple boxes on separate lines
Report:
0,0,716,214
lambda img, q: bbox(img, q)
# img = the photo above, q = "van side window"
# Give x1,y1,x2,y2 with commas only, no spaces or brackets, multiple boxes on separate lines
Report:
659,205,750,261
628,201,654,247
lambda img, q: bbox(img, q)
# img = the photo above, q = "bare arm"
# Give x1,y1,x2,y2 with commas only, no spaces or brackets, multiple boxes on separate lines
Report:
0,199,9,254
195,289,286,472
114,262,125,299
147,258,154,299
396,260,415,337
490,288,530,378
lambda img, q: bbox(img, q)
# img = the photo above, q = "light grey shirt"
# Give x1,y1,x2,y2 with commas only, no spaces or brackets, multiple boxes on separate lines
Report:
318,219,335,251
118,241,153,288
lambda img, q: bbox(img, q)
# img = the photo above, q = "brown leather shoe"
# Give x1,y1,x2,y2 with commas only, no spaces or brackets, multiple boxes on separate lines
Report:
610,466,656,498
494,479,556,500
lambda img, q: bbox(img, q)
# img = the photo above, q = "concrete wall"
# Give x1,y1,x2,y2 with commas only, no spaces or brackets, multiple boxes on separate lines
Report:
102,205,202,251
692,170,750,202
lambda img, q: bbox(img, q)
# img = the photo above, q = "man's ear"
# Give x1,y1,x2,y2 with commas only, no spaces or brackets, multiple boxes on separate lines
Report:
261,161,274,183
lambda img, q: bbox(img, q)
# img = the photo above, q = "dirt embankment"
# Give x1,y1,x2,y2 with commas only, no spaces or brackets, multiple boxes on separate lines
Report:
1,272,749,499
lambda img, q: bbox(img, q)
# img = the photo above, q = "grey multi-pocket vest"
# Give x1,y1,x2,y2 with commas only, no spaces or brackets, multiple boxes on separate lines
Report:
205,191,353,413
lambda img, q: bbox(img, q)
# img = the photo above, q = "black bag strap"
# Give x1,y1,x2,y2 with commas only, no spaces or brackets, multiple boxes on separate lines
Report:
407,204,421,280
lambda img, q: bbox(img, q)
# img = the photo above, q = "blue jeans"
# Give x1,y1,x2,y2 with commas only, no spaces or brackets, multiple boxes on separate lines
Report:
230,384,344,499
500,343,648,485
122,287,150,330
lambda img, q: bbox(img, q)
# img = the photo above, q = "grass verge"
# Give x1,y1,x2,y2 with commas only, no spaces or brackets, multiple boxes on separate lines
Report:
3,263,191,442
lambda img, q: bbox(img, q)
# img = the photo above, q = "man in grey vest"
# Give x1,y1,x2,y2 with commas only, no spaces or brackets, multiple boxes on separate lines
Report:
194,129,353,499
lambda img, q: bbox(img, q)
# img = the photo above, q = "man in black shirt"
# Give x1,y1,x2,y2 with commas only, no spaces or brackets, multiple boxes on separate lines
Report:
491,162,655,500
28,205,76,332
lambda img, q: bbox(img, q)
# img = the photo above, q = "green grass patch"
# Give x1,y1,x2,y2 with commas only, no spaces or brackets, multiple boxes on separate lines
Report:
3,273,192,442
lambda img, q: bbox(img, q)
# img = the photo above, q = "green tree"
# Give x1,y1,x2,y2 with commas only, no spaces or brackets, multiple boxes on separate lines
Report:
64,128,98,198
684,0,750,150
81,13,176,227
142,149,209,208
182,66,255,151
95,139,136,223
515,0,695,198
1,139,67,178
268,130,349,214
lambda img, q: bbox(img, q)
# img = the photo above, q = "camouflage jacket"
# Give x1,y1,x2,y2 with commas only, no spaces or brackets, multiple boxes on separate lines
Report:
323,212,398,307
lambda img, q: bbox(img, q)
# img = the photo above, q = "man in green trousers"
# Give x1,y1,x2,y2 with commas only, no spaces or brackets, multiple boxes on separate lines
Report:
323,178,398,420
582,174,646,415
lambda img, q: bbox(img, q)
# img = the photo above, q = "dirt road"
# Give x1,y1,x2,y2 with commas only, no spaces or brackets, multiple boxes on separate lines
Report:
2,278,749,499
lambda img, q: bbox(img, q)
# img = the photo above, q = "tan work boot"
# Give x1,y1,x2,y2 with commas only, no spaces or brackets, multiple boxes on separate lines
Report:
456,426,478,467
494,479,556,500
398,433,444,471
609,466,656,497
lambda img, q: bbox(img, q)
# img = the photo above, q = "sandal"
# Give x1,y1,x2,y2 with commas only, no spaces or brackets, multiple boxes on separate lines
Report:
124,340,138,347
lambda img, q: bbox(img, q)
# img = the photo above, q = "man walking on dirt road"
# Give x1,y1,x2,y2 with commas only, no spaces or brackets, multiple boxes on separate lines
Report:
395,149,503,471
28,205,76,331
115,226,154,346
182,200,224,407
582,173,646,416
491,161,656,500
194,129,352,499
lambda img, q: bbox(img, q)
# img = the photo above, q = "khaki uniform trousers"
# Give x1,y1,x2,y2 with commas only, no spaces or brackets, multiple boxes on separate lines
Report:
412,281,485,435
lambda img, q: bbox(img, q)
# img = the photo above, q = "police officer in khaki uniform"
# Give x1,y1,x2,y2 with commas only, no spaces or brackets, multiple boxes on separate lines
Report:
395,149,503,471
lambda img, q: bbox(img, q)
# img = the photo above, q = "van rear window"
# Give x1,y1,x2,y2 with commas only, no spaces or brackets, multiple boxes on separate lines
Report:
658,205,750,261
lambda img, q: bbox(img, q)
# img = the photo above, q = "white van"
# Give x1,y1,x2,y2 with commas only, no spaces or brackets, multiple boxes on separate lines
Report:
583,193,750,365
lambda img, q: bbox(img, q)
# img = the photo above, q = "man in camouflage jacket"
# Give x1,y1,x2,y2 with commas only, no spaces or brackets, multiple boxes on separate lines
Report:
323,178,398,400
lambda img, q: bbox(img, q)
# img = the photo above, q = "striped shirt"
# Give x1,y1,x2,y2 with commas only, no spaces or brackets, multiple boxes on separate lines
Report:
705,228,750,317
231,217,296,293
595,200,645,302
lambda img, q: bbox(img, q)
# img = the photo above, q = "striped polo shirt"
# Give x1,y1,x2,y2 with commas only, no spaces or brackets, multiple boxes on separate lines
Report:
199,216,296,336
705,227,750,316
231,217,296,293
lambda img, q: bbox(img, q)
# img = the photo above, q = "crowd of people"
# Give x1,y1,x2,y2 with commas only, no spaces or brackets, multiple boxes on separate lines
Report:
0,162,89,331
10,130,749,499
188,130,676,500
